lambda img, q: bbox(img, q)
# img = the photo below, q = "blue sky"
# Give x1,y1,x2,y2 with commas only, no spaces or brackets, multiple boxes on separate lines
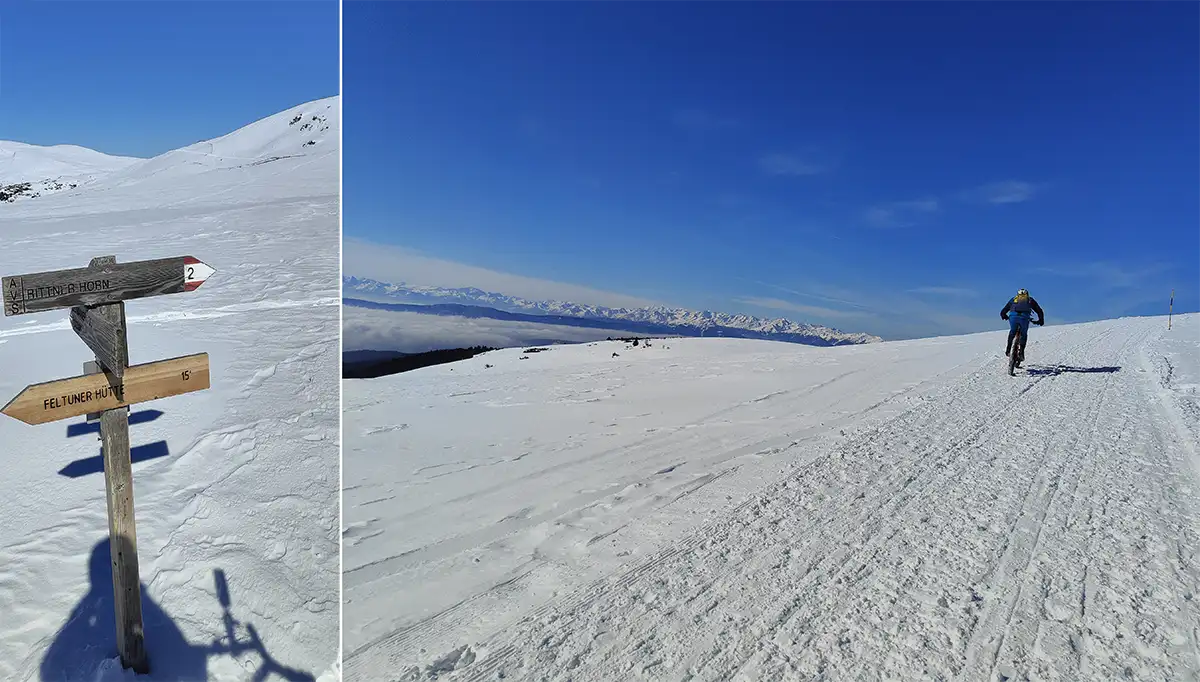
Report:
345,2,1199,341
1,1,339,158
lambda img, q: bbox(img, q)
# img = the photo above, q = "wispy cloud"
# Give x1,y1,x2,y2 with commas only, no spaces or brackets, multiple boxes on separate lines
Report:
672,109,738,132
906,286,978,298
736,296,874,320
758,153,824,177
343,238,661,309
964,180,1039,204
740,279,1004,340
748,280,871,310
1095,289,1180,319
1036,261,1172,289
864,198,940,228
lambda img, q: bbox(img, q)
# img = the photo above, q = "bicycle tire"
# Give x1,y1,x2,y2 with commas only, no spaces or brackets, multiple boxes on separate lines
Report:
1009,326,1022,376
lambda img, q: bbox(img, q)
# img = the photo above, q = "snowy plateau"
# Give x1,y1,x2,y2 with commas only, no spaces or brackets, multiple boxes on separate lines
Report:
344,313,1200,681
341,277,883,353
0,97,340,681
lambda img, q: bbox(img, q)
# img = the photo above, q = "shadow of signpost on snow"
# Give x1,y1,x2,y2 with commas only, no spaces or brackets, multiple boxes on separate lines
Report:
211,569,316,682
1025,365,1122,377
59,410,171,478
40,537,316,682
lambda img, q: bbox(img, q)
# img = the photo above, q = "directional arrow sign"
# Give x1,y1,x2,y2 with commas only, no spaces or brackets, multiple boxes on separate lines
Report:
3,256,215,316
2,353,210,425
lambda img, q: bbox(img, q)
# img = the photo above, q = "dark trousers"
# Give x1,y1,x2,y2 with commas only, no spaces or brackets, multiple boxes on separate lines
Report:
1007,314,1031,356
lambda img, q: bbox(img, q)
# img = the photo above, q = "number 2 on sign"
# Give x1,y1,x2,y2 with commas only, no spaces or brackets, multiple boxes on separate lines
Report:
187,266,195,279
182,370,191,381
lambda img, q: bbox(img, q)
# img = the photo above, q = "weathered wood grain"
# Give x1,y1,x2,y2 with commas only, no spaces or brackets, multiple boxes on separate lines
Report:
101,408,148,673
71,303,129,378
83,361,102,423
3,255,192,316
1,353,210,425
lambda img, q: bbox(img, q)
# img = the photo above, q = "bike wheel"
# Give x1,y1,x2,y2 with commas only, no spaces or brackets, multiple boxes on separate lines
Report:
1009,327,1022,376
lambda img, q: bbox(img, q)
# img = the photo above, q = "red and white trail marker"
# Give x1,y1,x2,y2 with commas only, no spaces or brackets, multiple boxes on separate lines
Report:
184,257,216,291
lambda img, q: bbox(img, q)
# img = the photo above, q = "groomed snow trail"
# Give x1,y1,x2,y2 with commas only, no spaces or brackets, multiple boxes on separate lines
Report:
343,314,1200,681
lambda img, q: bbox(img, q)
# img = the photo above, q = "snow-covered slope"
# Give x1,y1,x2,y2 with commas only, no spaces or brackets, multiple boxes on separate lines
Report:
0,97,337,211
0,142,142,202
0,97,339,682
0,141,141,184
343,313,1200,681
100,100,336,190
343,276,883,346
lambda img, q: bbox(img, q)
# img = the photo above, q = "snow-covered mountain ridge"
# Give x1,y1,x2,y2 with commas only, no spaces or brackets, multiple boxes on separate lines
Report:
0,96,337,204
343,275,883,346
0,141,141,186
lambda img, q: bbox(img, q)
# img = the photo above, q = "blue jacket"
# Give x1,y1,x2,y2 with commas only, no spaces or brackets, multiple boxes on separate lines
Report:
1001,295,1044,323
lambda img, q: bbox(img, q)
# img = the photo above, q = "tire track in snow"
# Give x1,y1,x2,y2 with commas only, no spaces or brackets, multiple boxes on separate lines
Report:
453,369,1028,681
963,322,1184,681
739,322,1139,680
348,347,984,589
964,323,1141,680
360,342,1055,679
659,339,1080,681
343,349,996,672
396,321,1183,681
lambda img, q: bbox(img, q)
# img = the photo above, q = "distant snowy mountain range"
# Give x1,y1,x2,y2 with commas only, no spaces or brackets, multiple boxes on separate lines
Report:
343,276,883,346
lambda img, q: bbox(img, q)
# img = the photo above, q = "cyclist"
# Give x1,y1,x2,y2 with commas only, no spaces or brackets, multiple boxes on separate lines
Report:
1001,289,1044,364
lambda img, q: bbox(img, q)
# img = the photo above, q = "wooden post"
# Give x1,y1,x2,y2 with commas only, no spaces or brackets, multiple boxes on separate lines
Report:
90,257,148,674
84,361,102,425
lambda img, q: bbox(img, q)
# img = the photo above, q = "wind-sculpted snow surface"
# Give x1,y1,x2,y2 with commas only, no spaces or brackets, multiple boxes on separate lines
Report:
343,314,1200,681
0,97,339,682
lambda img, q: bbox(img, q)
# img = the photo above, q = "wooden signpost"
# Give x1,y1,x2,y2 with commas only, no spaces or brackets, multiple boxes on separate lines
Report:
3,255,214,317
3,353,210,425
2,255,215,673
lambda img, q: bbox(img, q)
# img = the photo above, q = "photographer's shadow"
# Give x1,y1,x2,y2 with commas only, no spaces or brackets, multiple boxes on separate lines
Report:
40,538,314,681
